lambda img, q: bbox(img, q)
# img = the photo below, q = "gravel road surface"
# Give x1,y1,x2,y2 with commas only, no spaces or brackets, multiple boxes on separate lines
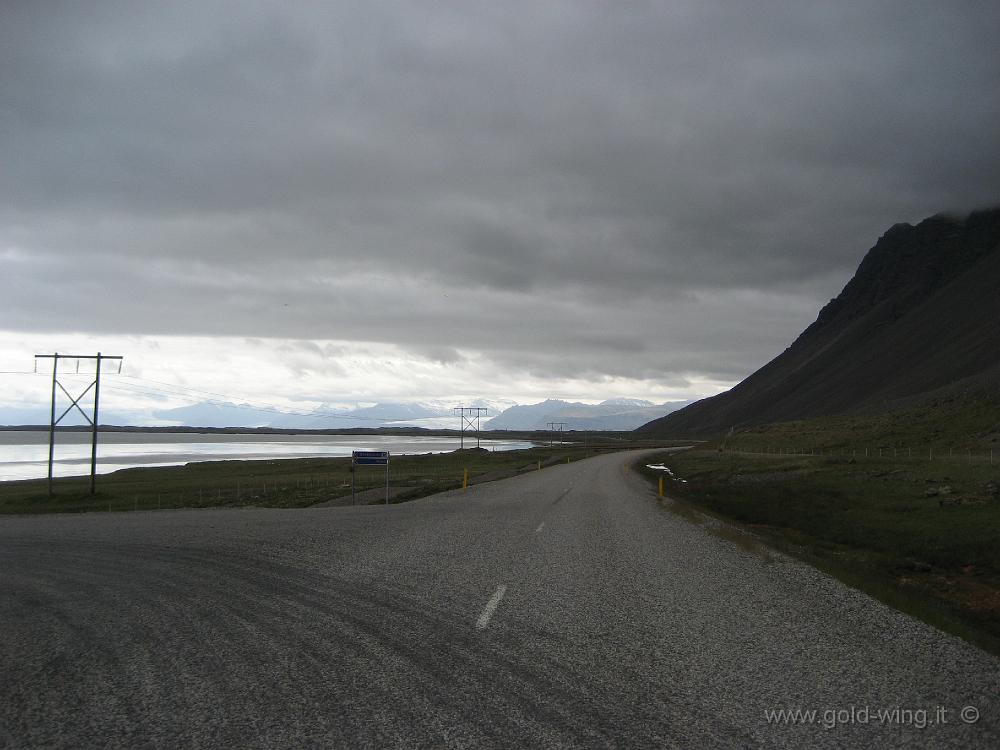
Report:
1,450,997,748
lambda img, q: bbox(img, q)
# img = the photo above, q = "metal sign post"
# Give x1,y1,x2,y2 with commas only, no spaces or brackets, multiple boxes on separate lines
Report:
351,451,390,504
35,352,123,496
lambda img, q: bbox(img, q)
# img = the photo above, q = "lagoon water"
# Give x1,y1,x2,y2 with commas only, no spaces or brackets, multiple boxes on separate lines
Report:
0,431,534,482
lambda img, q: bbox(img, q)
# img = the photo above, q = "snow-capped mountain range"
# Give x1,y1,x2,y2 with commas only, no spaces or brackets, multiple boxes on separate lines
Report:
483,398,695,431
146,397,693,431
0,396,693,431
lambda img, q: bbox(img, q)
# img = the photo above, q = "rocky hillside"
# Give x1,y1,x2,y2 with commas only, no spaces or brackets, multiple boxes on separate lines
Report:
639,207,1000,435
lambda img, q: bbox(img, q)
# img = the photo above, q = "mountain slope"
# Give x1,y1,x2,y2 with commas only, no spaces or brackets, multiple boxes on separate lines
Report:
639,207,1000,435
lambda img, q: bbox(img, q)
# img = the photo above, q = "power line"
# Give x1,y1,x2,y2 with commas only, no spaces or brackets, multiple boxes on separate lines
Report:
109,376,441,423
17,369,474,426
107,383,378,422
113,377,366,419
120,375,286,406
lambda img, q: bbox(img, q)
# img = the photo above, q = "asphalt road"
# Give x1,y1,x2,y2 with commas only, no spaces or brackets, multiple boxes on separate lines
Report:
1,450,997,748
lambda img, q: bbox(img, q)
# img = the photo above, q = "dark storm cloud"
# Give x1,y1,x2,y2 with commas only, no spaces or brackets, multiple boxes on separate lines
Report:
2,1,998,386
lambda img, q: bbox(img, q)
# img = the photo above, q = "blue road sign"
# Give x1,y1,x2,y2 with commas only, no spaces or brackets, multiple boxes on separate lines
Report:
353,450,389,465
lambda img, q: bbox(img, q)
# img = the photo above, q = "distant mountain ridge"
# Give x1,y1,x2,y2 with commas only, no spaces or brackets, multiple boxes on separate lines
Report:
486,398,693,431
142,397,693,431
639,207,1000,435
149,400,505,430
0,396,686,431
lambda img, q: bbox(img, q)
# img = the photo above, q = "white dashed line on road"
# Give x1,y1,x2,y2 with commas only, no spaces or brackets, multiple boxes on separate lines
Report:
535,521,545,533
475,585,507,630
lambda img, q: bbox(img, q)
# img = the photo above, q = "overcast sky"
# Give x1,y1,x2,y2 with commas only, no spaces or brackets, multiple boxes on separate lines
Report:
2,1,998,418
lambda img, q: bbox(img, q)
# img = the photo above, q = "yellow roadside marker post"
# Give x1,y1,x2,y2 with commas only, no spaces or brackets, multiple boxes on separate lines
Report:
658,476,664,497
463,468,468,490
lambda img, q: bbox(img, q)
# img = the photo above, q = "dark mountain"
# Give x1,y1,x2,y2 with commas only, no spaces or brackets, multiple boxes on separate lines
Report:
639,207,1000,435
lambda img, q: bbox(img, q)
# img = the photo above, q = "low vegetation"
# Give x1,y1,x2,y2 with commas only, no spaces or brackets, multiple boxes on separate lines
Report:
0,437,680,515
638,446,1000,655
718,389,1000,456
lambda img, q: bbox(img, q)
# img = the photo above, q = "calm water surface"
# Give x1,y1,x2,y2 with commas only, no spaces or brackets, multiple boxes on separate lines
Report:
0,431,534,482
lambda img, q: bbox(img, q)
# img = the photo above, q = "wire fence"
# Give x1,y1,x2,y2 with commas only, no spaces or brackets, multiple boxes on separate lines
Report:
7,447,603,514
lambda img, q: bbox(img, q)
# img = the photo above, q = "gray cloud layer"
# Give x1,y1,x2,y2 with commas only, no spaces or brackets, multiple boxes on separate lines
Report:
3,1,998,387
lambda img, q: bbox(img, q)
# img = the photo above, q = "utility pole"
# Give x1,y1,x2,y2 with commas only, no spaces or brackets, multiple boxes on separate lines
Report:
546,421,566,447
454,406,488,449
35,353,123,496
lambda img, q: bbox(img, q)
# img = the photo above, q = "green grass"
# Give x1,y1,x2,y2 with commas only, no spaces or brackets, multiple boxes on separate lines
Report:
637,448,1000,654
0,437,684,515
720,390,1000,456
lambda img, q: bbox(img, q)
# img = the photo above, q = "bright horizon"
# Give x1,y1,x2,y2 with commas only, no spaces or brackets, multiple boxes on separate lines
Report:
0,331,732,427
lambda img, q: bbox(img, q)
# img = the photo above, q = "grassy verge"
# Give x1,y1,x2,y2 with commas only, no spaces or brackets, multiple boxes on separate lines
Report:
637,449,1000,655
718,389,1000,456
0,439,684,515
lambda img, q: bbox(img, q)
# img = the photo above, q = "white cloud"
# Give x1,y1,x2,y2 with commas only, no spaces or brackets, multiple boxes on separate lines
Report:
0,331,720,422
